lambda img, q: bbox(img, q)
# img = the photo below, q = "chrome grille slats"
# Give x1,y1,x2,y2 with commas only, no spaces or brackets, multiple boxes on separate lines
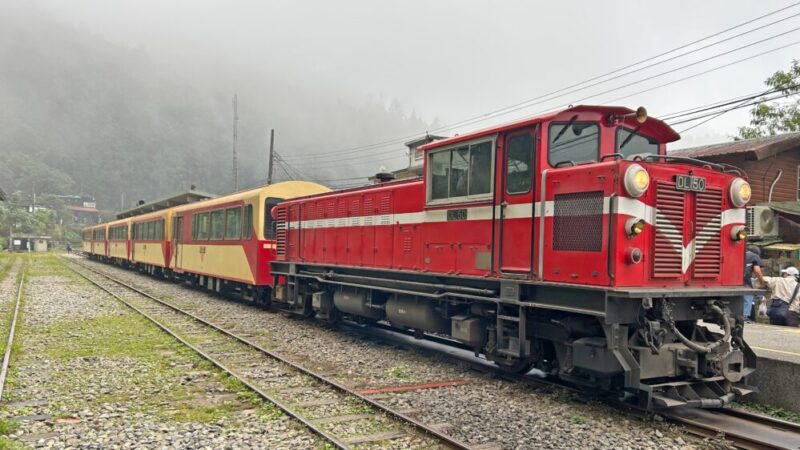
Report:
653,182,685,278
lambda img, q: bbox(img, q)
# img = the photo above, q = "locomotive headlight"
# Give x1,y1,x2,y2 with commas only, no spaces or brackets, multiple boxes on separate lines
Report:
729,178,751,207
624,164,650,198
731,225,747,241
625,217,646,236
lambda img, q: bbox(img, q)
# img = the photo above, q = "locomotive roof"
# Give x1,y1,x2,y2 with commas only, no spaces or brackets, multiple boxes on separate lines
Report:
419,105,680,151
171,181,331,213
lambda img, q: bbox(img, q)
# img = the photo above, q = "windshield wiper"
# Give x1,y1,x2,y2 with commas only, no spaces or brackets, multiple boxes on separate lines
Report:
618,125,643,150
551,114,578,144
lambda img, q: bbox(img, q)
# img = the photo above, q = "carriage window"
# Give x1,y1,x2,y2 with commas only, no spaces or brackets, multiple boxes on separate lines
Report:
616,127,659,158
198,212,210,240
225,207,241,240
507,134,533,194
548,121,599,167
242,205,253,240
428,139,494,203
210,210,225,240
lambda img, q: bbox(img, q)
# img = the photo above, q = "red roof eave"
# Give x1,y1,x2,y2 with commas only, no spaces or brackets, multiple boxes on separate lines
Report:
419,105,679,151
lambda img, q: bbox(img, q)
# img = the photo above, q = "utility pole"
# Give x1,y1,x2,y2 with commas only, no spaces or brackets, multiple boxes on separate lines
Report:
232,94,239,191
267,129,275,185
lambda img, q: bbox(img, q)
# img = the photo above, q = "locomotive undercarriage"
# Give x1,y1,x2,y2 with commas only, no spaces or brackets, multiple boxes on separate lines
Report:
271,263,756,410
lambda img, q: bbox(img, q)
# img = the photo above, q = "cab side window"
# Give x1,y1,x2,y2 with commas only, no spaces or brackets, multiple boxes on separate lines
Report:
428,139,494,203
506,134,533,194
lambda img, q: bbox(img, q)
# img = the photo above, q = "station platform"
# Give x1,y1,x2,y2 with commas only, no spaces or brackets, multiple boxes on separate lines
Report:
743,322,800,412
745,322,800,364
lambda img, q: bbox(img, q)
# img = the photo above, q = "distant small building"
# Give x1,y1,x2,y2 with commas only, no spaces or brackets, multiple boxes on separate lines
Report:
0,188,6,202
9,234,51,252
53,194,101,224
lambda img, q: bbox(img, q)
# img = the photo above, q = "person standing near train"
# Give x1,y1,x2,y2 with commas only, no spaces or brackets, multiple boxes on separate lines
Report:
755,266,800,327
743,245,763,322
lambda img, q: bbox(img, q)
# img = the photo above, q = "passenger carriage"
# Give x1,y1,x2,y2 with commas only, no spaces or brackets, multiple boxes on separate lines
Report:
106,218,131,264
83,224,107,258
130,209,173,275
170,181,329,300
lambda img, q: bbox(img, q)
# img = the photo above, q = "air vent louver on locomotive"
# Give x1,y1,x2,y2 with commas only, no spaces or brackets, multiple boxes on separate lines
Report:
553,191,604,252
693,188,722,278
653,182,684,278
275,207,287,256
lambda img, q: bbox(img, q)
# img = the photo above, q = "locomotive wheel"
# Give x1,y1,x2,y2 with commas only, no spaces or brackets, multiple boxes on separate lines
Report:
325,307,341,325
492,357,535,374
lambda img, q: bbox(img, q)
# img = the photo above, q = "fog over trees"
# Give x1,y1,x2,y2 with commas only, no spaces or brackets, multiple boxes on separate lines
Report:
0,3,434,211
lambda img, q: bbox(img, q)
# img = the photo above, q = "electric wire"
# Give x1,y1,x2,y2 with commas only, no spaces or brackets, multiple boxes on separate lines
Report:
282,3,800,162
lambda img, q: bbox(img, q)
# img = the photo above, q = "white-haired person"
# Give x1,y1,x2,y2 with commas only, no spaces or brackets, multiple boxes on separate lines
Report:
755,266,800,327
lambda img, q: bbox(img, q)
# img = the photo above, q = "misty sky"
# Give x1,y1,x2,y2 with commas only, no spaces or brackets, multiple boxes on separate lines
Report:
28,0,800,154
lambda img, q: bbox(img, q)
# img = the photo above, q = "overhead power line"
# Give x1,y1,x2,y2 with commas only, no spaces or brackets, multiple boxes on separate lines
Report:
291,36,800,175
283,2,800,162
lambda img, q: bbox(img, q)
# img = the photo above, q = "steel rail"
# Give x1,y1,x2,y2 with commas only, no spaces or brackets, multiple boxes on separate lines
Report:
664,407,800,450
65,258,471,450
0,273,24,401
70,257,800,450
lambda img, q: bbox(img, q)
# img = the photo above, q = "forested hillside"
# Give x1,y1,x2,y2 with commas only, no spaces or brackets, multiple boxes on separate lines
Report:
0,3,432,211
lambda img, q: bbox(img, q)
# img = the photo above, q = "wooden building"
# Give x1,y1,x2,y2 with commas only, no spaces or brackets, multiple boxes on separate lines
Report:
671,132,800,253
670,132,800,203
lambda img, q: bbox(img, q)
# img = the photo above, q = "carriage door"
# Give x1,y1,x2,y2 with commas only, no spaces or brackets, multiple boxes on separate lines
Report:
172,216,183,267
498,128,536,276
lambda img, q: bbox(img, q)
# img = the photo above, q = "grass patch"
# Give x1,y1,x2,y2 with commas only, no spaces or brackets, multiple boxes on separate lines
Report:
569,414,586,425
0,437,24,450
734,401,800,424
386,364,411,380
0,418,18,436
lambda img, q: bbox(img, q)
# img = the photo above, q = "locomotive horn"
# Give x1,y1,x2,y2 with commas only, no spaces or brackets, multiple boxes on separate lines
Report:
608,106,647,124
633,106,648,123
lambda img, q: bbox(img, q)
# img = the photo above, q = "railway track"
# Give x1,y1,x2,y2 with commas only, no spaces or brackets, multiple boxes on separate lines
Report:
0,272,24,400
65,258,472,450
663,407,800,450
69,257,800,450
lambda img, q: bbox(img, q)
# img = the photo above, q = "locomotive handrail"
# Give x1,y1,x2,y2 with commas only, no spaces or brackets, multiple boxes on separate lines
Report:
553,160,595,168
600,153,624,161
642,154,743,175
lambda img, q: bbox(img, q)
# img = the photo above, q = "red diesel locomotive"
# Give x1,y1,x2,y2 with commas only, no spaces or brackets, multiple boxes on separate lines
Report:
270,105,756,409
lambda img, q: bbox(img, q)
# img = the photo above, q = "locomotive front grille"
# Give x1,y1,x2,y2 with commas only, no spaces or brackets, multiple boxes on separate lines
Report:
693,188,722,278
653,182,684,278
652,182,723,279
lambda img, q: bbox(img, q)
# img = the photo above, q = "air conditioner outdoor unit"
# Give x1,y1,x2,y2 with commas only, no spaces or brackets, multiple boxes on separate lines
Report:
746,205,779,239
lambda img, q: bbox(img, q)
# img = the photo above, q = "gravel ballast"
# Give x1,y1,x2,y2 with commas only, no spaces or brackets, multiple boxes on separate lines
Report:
75,256,727,450
1,255,319,449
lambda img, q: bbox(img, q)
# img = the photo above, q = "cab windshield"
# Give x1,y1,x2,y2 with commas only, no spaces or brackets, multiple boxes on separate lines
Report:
548,121,600,166
616,127,659,158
